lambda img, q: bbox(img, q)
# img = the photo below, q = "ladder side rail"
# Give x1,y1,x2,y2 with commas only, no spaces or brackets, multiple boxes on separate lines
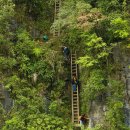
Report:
71,52,77,123
72,52,76,123
75,52,79,123
71,52,74,123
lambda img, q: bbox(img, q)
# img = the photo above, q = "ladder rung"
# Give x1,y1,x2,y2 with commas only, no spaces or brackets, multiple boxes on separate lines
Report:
74,113,78,115
72,68,76,70
73,92,77,94
74,113,78,114
73,103,78,105
72,56,76,58
72,73,76,75
72,70,76,72
55,0,60,2
72,71,76,73
72,54,76,55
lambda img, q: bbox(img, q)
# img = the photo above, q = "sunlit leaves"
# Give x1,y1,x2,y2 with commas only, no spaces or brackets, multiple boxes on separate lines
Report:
110,17,129,39
33,47,43,57
77,33,109,67
82,69,106,100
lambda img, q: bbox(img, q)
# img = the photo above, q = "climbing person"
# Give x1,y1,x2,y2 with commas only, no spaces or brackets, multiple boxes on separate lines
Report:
63,46,70,60
79,114,89,129
71,76,78,92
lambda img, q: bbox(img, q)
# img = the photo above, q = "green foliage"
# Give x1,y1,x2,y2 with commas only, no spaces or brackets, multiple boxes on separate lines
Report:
0,0,14,26
84,69,106,100
97,0,121,14
81,69,106,112
49,100,70,117
2,108,69,130
61,28,82,49
104,79,127,130
14,0,54,31
51,0,92,30
77,33,110,67
0,26,70,129
0,0,130,129
0,57,16,70
109,17,129,39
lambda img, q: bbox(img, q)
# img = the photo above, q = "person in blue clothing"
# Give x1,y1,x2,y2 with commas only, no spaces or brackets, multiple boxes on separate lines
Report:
79,114,89,129
71,76,78,92
63,46,70,60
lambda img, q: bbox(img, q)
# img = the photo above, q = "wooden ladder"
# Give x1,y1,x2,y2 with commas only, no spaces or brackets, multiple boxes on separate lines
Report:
71,51,79,124
53,0,61,37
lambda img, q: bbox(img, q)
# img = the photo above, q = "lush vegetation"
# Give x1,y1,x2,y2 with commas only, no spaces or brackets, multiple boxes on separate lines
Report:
0,0,130,130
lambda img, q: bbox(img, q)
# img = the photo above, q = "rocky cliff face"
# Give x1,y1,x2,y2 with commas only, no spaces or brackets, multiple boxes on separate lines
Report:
0,84,13,112
88,45,130,128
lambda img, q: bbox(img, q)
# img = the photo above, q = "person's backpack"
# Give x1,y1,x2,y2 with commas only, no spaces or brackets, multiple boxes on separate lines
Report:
42,35,48,42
